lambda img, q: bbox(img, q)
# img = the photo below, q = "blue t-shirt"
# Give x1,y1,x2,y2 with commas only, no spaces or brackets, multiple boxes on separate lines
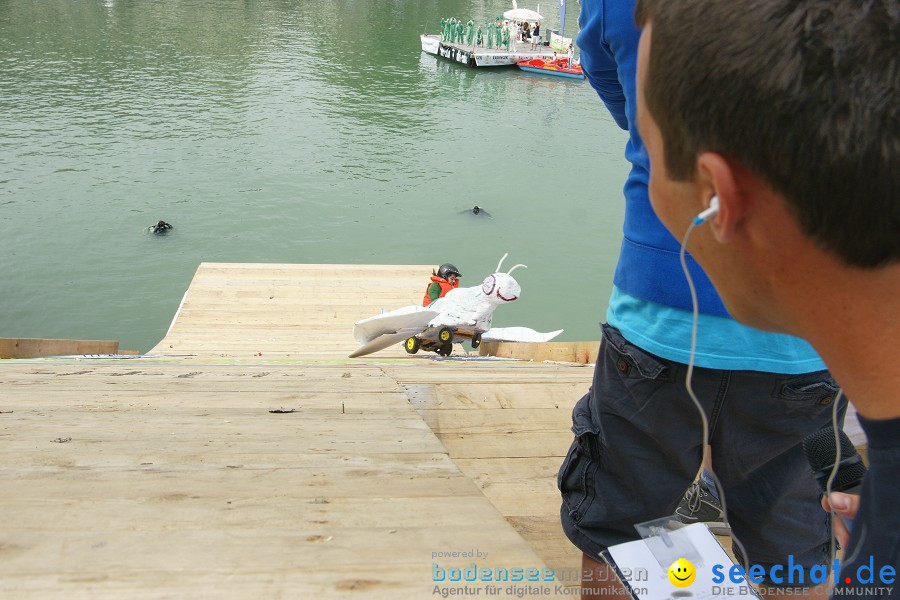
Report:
608,287,826,373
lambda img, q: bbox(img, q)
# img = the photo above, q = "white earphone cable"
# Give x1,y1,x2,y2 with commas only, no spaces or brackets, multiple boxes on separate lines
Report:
678,219,750,572
681,203,850,588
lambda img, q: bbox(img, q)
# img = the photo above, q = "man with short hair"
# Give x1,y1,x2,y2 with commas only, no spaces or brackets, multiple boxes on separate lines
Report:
633,0,899,590
559,1,848,597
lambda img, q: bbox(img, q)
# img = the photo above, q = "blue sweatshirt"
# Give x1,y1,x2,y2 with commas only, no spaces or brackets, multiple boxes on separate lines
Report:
577,0,825,373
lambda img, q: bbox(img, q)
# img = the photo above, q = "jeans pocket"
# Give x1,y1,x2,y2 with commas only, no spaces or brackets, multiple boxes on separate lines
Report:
558,395,602,522
558,435,602,522
775,371,841,410
601,325,675,417
602,324,672,381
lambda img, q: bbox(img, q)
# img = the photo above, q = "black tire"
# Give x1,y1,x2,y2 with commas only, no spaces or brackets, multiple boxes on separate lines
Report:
438,343,453,357
438,327,454,343
471,333,482,349
404,336,420,354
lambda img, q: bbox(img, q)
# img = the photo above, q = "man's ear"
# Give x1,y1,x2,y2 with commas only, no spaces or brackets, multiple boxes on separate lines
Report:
697,152,743,243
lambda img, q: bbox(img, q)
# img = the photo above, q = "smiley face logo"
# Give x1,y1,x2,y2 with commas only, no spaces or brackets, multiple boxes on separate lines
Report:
667,558,696,587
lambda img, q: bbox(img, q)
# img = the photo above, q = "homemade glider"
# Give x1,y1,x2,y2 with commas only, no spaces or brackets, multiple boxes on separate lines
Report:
349,254,563,358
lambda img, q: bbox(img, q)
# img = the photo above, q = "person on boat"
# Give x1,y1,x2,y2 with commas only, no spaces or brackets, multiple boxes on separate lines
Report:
422,263,461,307
522,22,531,45
531,21,541,49
566,42,575,68
150,220,172,234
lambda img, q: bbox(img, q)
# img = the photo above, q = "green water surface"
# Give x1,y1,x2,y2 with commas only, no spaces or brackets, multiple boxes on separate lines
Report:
0,0,628,352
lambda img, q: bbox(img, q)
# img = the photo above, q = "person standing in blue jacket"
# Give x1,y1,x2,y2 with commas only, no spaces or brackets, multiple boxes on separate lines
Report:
557,0,846,596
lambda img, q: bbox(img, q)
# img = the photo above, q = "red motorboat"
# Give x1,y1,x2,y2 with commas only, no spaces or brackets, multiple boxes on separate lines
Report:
516,57,584,79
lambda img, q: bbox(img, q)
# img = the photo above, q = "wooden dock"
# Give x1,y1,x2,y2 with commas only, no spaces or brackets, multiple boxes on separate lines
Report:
1,263,591,598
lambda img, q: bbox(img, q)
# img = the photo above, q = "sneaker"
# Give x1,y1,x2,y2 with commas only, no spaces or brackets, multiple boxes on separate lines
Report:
676,480,731,535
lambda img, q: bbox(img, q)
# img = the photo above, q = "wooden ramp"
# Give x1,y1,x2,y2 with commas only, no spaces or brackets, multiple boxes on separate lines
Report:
151,263,433,359
2,263,594,598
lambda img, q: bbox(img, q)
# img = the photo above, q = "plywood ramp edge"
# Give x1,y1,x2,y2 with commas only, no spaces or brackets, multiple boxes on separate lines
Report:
0,338,119,359
479,341,600,364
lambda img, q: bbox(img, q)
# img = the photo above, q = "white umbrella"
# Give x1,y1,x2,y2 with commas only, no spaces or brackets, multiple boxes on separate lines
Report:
503,7,544,22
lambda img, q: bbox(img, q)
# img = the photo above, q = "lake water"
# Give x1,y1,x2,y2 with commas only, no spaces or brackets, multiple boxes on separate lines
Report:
0,0,628,352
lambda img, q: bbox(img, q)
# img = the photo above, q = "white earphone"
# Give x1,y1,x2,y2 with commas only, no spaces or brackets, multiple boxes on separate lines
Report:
692,195,720,225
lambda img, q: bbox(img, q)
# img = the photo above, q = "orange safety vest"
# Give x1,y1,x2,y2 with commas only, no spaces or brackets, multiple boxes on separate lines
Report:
422,276,459,306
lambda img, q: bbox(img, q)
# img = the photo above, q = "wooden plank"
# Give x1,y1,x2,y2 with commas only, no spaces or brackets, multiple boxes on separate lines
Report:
2,466,482,500
0,391,410,411
163,319,372,328
0,338,119,359
428,432,572,459
418,408,573,435
480,340,600,364
0,495,522,532
0,528,545,599
386,366,595,386
177,294,425,304
406,382,589,410
192,262,433,275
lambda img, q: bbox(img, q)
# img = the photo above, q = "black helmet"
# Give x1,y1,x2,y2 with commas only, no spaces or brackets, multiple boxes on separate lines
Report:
437,263,461,279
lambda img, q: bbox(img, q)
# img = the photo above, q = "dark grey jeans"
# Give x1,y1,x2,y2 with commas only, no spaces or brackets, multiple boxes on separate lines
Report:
559,324,845,577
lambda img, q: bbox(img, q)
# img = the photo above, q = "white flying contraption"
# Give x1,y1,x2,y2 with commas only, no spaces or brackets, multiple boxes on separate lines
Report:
349,253,563,358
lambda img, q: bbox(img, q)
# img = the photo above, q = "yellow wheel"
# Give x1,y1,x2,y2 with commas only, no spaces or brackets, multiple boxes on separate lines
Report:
404,336,420,354
438,327,453,343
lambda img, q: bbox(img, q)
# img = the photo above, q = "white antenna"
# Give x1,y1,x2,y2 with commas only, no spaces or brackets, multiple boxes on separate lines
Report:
495,253,509,272
507,264,528,275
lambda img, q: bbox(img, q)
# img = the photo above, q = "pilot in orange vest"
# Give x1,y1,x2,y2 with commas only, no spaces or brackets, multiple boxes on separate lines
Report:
422,263,461,306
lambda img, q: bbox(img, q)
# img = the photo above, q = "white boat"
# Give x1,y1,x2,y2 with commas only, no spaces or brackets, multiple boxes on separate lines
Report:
420,34,440,55
419,33,554,68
